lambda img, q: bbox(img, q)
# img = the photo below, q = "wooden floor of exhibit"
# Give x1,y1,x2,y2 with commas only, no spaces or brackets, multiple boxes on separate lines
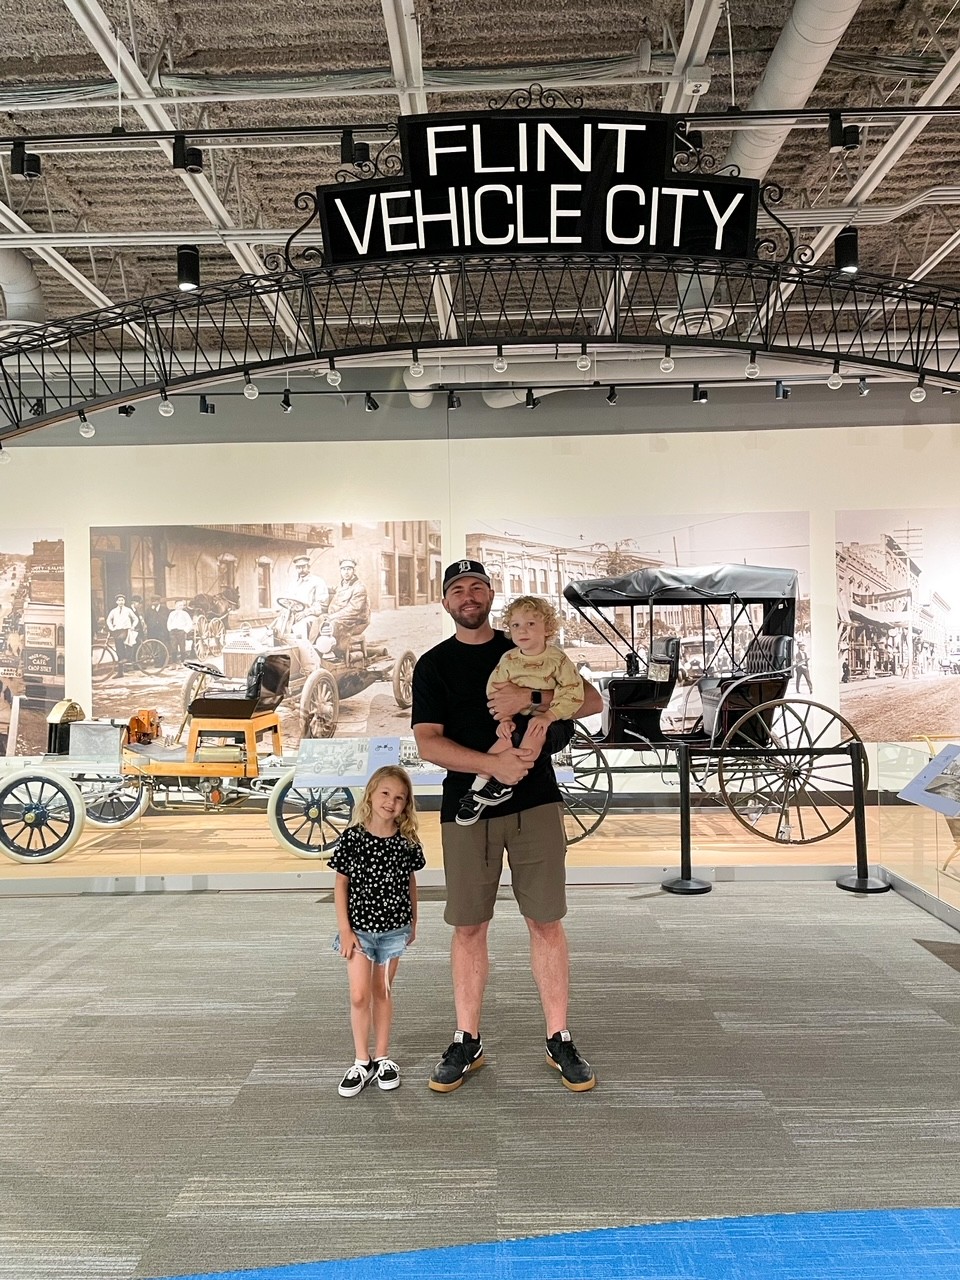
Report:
1,805,958,909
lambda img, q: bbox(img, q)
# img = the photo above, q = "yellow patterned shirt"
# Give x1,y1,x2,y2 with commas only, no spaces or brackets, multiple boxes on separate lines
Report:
486,645,584,721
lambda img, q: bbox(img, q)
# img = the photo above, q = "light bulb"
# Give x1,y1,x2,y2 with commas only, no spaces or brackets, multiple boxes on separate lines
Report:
827,370,843,390
910,382,927,403
659,353,675,373
79,418,95,438
576,353,591,372
158,395,175,417
744,360,760,379
326,368,342,387
493,354,508,373
409,360,424,378
242,378,259,400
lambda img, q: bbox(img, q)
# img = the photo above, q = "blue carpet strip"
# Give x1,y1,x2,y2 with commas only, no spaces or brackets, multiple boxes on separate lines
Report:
151,1208,960,1280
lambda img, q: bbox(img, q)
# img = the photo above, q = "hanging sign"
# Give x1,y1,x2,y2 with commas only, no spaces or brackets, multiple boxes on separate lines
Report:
318,111,759,267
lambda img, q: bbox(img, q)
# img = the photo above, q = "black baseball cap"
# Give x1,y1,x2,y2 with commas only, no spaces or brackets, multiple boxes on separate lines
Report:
442,559,491,593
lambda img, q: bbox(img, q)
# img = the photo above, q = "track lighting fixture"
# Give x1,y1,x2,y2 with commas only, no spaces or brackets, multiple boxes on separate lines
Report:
576,343,591,372
829,112,861,153
172,134,203,174
177,244,200,292
827,360,843,390
364,392,379,413
199,395,215,415
775,380,791,401
744,350,759,379
835,227,859,275
339,130,369,164
409,349,424,378
11,140,41,180
280,389,293,413
326,358,342,387
117,404,136,417
0,443,10,465
605,385,618,406
525,387,541,409
242,371,259,400
158,390,175,417
909,376,927,403
29,397,44,417
941,386,959,396
447,390,461,411
78,410,95,438
493,346,508,373
692,383,708,404
659,346,675,373
858,377,869,397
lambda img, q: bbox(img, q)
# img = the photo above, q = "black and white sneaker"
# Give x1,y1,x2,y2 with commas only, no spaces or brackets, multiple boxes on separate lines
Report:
375,1057,401,1091
455,780,514,825
428,1031,484,1092
338,1059,376,1098
545,1031,596,1092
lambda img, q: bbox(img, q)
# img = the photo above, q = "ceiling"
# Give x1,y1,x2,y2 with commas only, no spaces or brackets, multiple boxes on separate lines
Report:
3,0,960,430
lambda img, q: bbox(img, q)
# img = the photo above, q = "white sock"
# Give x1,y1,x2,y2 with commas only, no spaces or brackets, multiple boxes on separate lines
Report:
354,1056,371,1068
470,773,487,791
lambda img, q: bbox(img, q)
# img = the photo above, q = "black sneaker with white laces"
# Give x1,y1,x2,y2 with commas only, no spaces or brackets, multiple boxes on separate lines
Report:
428,1031,484,1092
375,1057,401,1090
455,780,514,826
338,1059,376,1098
545,1031,596,1092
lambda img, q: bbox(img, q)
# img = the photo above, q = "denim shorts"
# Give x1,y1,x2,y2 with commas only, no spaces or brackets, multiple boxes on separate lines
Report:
332,926,411,965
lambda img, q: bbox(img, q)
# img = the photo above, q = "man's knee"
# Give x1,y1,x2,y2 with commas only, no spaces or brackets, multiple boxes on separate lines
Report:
525,916,566,942
453,921,489,946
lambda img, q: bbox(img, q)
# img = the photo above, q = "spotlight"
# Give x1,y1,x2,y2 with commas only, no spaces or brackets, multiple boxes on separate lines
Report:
447,390,461,411
0,443,11,465
858,377,869,397
909,377,927,403
364,391,379,412
525,387,541,409
29,397,44,416
842,124,861,150
280,389,293,413
117,404,136,417
326,358,342,387
340,129,355,164
692,382,708,404
744,350,760,379
158,391,175,417
409,349,424,378
198,395,216,415
660,346,675,373
827,360,843,390
835,227,859,275
576,344,591,372
242,371,259,400
172,134,203,174
354,141,370,164
493,346,508,373
177,244,200,292
11,140,41,180
942,386,959,396
775,380,791,401
78,411,95,439
605,385,618,406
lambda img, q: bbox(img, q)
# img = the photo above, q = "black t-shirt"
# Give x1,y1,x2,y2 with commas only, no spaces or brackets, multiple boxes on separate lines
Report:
411,631,564,822
328,825,426,932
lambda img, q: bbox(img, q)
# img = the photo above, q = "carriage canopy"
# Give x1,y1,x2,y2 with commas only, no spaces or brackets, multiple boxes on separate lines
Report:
564,563,799,608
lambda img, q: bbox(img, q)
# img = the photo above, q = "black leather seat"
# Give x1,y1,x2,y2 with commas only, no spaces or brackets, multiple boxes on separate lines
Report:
699,635,792,740
603,637,679,743
189,652,291,719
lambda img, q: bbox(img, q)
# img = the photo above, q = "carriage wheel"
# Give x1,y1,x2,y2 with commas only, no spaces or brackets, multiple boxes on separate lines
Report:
392,650,416,709
557,724,613,844
0,769,85,863
193,615,210,659
300,669,339,739
207,617,226,654
80,775,150,829
267,772,354,857
136,638,168,674
717,699,866,845
91,640,116,686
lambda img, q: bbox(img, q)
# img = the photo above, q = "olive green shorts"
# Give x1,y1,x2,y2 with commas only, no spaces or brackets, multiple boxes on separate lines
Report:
440,802,567,926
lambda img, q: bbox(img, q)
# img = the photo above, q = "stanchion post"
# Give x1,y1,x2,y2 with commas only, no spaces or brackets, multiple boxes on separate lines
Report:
662,742,712,895
836,738,890,894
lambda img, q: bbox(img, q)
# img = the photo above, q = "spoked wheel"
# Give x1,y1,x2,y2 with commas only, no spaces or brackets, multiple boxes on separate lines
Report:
0,769,85,863
717,699,866,845
267,772,354,857
300,669,339,739
556,723,613,844
207,617,226,654
392,650,416,709
193,616,210,659
136,638,168,674
79,775,150,829
91,640,116,686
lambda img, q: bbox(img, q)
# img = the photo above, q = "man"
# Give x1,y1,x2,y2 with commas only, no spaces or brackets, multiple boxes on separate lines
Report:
146,596,170,641
166,599,193,663
412,560,603,1093
105,593,138,677
326,558,370,656
287,555,329,644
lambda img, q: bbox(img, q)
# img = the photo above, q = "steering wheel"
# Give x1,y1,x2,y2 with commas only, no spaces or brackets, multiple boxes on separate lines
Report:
183,660,223,678
275,596,306,616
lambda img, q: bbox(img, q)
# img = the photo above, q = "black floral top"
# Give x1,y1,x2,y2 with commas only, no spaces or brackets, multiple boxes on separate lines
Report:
328,825,426,933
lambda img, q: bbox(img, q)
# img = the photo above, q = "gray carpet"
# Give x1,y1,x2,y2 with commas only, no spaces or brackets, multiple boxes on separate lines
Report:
1,884,959,1279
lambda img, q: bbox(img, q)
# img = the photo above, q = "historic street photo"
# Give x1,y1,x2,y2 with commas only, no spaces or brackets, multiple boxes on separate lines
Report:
0,531,65,755
90,521,443,746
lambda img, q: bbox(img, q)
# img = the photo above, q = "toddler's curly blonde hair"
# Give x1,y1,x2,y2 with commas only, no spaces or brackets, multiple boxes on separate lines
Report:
501,595,560,638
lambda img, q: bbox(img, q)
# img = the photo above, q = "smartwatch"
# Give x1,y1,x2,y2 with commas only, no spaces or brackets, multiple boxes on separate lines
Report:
530,690,543,706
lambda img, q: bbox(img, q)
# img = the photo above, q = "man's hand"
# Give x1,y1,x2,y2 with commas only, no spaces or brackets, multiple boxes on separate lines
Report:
488,747,534,786
487,680,535,720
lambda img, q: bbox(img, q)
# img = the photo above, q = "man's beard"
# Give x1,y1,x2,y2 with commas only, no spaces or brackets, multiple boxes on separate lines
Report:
448,601,491,630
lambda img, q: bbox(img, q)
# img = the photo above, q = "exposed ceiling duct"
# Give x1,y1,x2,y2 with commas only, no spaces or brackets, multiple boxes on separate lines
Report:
0,248,47,334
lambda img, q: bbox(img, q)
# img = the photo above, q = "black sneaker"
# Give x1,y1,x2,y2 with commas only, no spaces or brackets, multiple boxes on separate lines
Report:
545,1031,596,1092
428,1031,484,1092
455,780,514,826
338,1059,376,1098
375,1057,401,1091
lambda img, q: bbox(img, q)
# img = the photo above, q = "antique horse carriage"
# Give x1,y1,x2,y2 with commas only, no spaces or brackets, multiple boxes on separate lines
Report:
557,564,865,845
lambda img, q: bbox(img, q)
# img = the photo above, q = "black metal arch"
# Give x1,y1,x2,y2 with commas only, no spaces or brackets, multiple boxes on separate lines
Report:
1,253,958,440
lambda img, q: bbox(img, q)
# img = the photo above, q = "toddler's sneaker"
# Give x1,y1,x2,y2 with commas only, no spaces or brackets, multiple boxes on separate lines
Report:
375,1057,401,1090
545,1031,596,1092
428,1031,484,1092
455,780,513,825
338,1059,376,1098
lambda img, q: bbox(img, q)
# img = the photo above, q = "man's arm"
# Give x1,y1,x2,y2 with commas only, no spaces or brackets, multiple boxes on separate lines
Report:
413,723,532,786
487,677,602,721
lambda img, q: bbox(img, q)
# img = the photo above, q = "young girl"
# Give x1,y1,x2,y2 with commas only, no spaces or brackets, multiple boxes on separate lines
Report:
328,765,425,1097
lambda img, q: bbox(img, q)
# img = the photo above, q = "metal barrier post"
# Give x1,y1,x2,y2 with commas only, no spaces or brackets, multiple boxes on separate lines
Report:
836,738,890,894
662,742,711,895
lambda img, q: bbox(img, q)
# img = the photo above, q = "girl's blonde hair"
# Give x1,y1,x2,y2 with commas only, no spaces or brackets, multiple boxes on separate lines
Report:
502,594,560,638
354,765,420,845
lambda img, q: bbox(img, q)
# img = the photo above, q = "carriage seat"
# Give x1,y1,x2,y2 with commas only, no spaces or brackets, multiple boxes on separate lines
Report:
602,637,680,743
186,653,289,763
698,635,793,739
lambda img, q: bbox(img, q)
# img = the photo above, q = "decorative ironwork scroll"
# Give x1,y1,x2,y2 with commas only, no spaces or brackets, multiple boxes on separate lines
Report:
487,82,585,111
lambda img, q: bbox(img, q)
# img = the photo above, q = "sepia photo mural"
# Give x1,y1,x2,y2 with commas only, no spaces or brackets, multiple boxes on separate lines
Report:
90,521,443,746
0,530,66,755
837,507,960,741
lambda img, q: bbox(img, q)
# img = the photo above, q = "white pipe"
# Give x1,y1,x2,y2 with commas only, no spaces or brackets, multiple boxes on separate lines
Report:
0,248,46,331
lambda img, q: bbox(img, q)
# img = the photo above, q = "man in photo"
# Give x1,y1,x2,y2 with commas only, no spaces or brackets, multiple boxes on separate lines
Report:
105,593,138,677
288,554,329,644
167,599,194,664
326,558,370,657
